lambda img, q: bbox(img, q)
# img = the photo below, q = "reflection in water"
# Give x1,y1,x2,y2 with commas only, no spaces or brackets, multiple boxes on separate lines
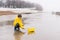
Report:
14,31,24,40
28,31,35,35
0,21,13,26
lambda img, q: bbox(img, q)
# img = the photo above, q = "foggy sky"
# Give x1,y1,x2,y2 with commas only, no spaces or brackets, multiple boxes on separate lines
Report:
23,0,60,12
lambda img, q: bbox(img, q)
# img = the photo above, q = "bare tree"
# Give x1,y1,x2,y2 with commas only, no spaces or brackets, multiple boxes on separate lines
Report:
0,0,4,7
2,0,43,11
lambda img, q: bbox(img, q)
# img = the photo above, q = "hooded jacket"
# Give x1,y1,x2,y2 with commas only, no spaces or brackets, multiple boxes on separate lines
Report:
13,16,24,29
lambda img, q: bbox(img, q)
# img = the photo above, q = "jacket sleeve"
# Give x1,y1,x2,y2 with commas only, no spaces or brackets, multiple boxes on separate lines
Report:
19,18,24,29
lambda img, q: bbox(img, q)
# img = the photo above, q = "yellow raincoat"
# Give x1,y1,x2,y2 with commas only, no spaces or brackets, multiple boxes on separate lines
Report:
13,16,24,29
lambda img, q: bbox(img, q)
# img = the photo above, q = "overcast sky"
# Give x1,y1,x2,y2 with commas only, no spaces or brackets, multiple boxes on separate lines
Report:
23,0,60,12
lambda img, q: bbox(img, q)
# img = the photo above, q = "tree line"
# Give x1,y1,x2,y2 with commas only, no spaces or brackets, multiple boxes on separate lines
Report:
0,0,43,11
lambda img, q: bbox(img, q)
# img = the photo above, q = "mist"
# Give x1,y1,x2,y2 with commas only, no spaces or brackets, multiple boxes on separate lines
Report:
24,0,60,12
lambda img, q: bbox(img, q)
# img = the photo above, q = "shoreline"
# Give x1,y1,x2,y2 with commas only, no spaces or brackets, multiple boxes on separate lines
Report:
0,11,17,15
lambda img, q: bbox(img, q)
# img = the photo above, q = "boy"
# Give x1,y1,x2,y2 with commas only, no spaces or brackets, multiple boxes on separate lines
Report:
13,14,24,31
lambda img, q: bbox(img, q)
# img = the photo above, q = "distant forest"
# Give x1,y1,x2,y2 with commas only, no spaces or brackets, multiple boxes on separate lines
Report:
0,0,43,11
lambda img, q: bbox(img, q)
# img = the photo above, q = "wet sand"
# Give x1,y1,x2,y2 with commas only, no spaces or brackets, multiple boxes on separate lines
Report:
0,12,60,40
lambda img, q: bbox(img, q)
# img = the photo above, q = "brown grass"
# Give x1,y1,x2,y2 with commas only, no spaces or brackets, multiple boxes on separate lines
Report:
0,11,17,16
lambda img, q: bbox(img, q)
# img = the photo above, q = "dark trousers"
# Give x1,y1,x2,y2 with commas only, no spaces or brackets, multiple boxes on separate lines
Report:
14,23,20,31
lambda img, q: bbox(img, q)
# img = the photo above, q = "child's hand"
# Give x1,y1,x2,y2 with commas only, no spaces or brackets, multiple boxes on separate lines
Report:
21,25,24,29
